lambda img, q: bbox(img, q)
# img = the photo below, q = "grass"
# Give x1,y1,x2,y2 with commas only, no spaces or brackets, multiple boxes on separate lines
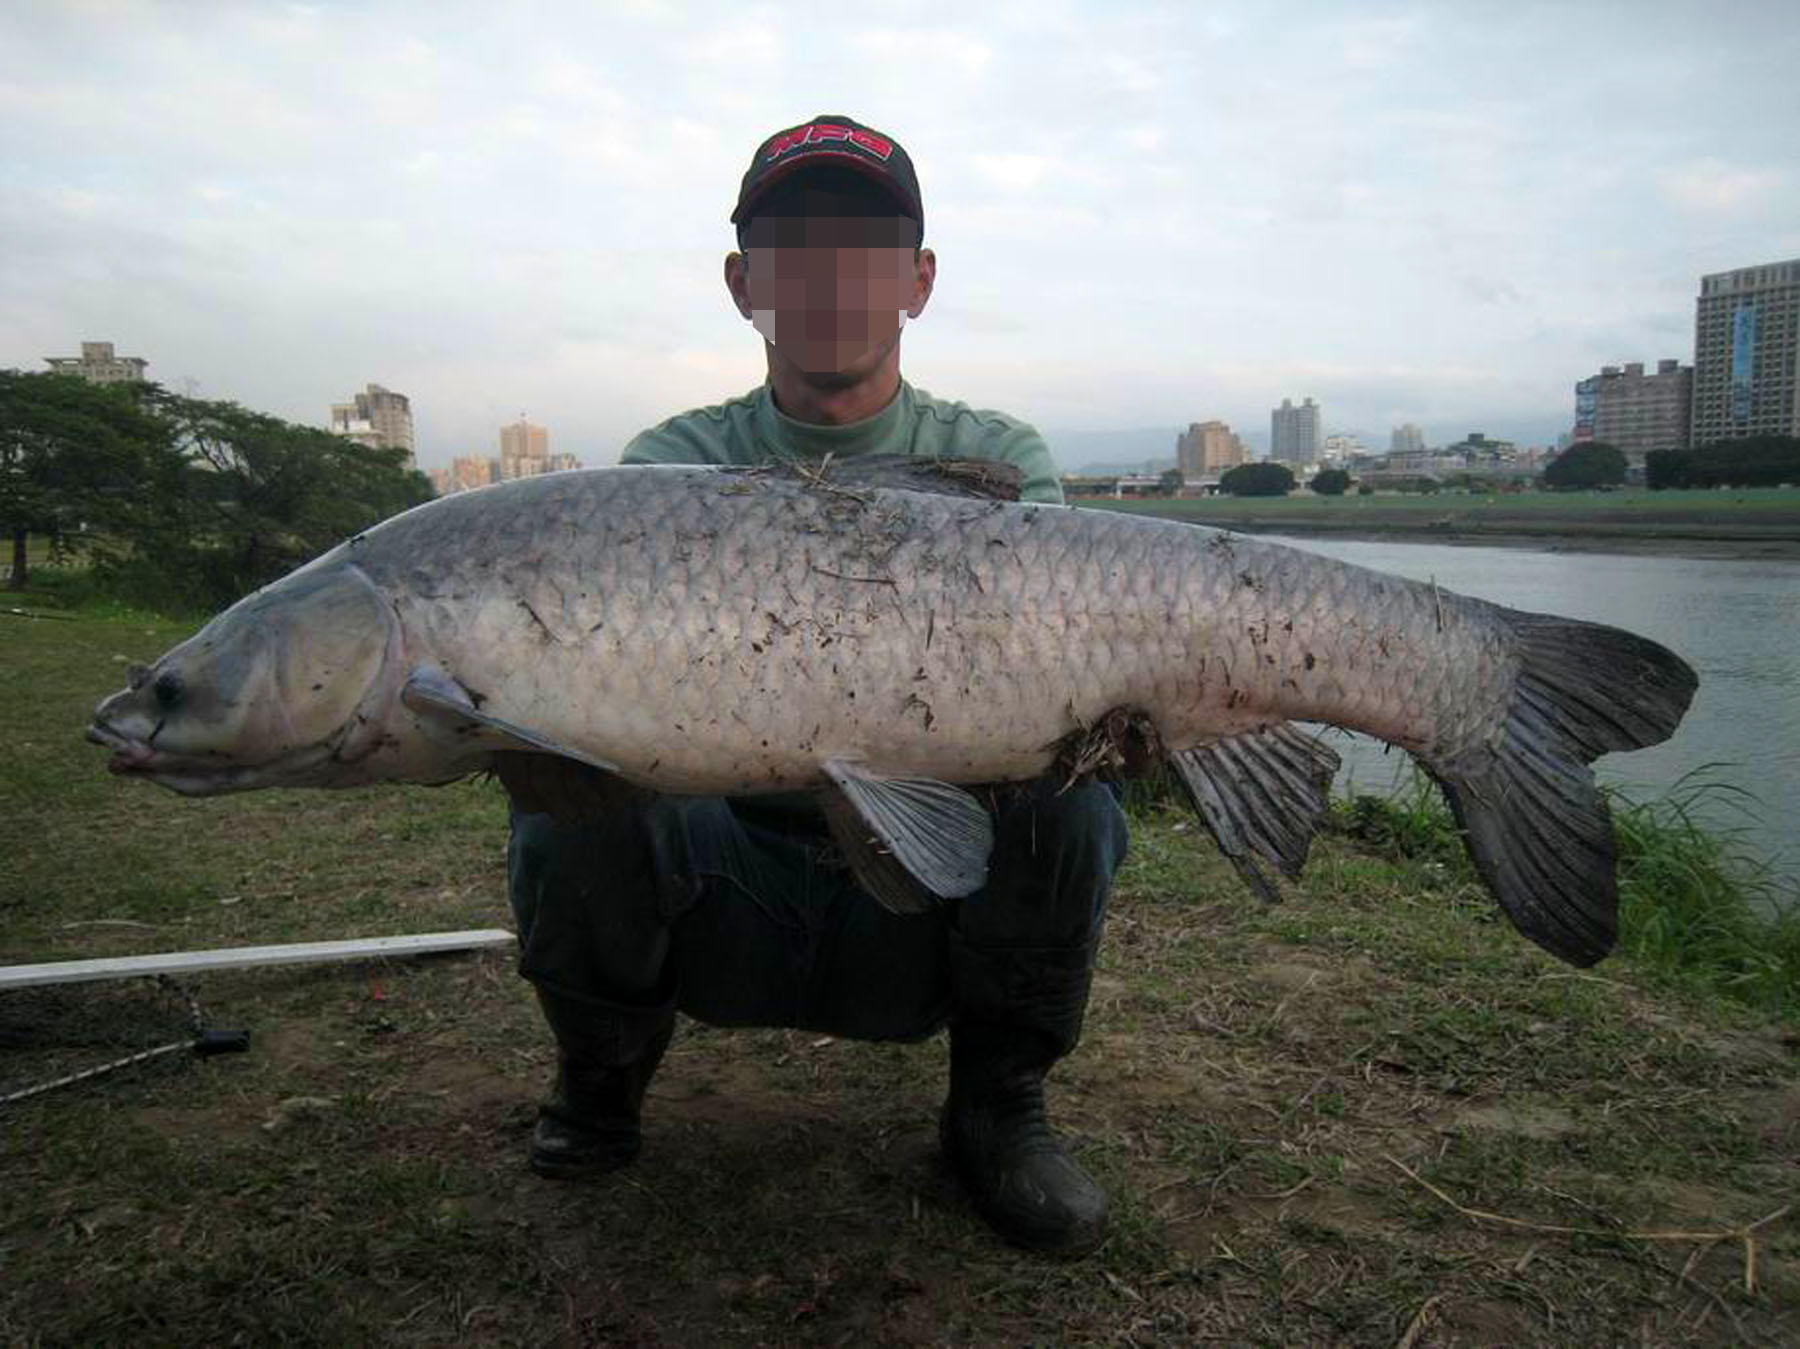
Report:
1330,767,1800,1020
3,603,1798,1344
1079,485,1800,553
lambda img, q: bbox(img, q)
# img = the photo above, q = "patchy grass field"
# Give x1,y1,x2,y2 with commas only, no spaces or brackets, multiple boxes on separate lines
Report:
1079,486,1800,557
3,601,1797,1345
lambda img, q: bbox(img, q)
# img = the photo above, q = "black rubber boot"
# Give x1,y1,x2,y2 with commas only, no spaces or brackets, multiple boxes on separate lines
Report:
939,936,1110,1256
529,985,676,1180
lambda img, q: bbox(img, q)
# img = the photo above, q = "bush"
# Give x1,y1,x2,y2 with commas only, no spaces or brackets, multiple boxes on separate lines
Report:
1220,462,1295,497
1648,436,1800,490
1543,441,1627,490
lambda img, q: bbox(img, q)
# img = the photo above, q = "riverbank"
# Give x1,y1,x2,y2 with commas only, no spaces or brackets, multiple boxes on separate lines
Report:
1077,485,1800,560
3,604,1796,1343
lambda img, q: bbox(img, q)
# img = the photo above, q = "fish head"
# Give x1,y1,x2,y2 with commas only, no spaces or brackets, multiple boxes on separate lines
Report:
87,566,402,795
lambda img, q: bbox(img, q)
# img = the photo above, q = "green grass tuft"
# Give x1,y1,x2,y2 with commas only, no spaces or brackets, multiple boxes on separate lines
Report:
1611,770,1800,1016
1327,765,1800,1020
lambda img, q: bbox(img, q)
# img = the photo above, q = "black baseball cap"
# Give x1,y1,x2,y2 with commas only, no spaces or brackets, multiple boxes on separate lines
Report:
731,114,923,239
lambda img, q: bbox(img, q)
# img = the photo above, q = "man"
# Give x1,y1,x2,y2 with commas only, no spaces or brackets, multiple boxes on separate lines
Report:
506,115,1129,1256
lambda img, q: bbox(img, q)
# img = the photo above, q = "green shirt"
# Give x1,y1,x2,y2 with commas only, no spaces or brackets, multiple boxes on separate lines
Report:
620,380,1064,505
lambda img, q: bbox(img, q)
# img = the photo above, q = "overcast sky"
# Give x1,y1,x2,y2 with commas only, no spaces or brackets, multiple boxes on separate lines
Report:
3,1,1796,469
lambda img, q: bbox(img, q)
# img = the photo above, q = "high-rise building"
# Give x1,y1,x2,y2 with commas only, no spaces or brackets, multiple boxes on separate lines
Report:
449,454,497,492
1573,359,1691,461
44,340,148,385
1270,397,1322,465
1389,423,1424,455
1176,421,1245,476
330,384,416,466
499,417,549,477
1691,257,1800,447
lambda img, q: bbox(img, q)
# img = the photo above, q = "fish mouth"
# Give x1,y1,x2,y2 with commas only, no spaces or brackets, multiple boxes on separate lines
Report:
87,719,236,791
87,717,349,795
87,720,168,777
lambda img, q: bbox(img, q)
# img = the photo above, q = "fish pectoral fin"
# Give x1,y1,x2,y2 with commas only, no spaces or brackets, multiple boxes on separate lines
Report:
1170,723,1340,903
400,667,622,775
820,792,936,916
821,760,993,910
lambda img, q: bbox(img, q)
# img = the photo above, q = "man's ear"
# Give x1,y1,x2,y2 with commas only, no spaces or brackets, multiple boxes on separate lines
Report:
909,248,937,319
724,251,753,319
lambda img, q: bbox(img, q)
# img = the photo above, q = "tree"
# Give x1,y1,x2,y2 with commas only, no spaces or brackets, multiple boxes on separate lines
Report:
1157,467,1185,495
1650,435,1800,489
1645,448,1690,490
0,372,433,607
1220,462,1295,497
0,371,182,589
1542,441,1627,491
133,387,435,607
1309,468,1351,496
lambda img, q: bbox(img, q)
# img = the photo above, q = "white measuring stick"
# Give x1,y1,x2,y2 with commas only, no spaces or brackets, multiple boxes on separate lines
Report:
0,929,516,991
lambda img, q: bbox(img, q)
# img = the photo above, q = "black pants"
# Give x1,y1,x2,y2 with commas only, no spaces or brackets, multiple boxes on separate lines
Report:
506,780,1130,1043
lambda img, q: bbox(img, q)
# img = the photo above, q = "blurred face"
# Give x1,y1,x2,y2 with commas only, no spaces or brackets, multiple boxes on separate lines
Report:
731,213,930,377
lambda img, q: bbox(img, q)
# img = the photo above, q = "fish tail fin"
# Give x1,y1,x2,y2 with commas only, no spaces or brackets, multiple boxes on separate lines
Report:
1425,612,1697,967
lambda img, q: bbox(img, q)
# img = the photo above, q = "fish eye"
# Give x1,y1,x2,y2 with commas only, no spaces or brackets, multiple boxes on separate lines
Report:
153,671,184,709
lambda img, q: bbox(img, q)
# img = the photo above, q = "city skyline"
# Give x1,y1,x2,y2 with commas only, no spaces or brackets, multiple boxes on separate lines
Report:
3,4,1795,471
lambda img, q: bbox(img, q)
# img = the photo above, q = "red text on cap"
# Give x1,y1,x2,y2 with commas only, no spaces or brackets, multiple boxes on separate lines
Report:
764,123,894,163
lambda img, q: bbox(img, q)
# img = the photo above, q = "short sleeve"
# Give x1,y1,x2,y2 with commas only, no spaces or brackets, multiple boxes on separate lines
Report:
994,423,1065,505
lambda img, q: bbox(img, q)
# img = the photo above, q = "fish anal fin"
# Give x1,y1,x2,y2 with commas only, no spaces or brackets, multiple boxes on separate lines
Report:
401,666,622,776
1170,723,1340,903
821,759,993,908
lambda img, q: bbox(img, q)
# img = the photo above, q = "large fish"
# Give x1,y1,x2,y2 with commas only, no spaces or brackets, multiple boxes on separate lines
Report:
88,459,1696,967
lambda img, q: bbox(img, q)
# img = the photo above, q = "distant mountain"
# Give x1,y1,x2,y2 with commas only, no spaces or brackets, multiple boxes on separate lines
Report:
1043,426,1181,476
1045,424,1272,475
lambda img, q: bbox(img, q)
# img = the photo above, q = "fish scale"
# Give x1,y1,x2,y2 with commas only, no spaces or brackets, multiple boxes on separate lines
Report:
352,469,1488,791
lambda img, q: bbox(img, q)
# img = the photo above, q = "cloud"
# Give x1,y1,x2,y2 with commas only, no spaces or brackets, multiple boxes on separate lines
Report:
1332,14,1425,70
849,28,992,76
1658,160,1784,213
1101,52,1158,94
968,153,1050,193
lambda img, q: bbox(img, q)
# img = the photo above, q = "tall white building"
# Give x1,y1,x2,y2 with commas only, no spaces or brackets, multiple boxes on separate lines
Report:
1270,397,1322,465
1389,423,1424,455
1691,257,1800,446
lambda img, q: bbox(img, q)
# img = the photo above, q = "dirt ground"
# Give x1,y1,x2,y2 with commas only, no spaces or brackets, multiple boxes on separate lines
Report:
4,808,1796,1346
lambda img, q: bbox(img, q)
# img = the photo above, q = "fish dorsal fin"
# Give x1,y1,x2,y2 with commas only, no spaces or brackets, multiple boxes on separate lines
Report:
784,454,1024,501
1170,723,1340,903
401,666,622,775
821,759,994,907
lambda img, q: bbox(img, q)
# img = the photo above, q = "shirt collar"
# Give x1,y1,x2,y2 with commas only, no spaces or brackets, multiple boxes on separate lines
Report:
752,379,912,459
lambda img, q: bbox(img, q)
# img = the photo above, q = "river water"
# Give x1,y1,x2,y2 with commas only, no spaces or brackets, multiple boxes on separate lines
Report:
1257,533,1800,893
